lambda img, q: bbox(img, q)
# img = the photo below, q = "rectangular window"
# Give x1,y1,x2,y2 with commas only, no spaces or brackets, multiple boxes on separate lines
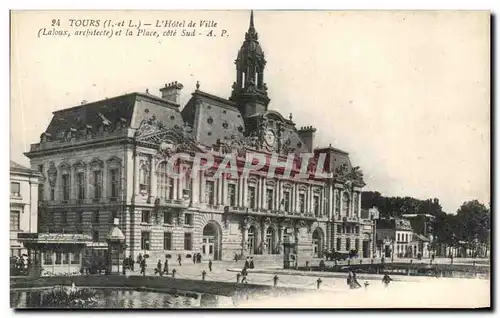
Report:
38,184,44,201
314,195,320,216
76,172,85,200
93,170,103,199
397,233,401,242
283,191,290,212
141,210,151,223
62,174,70,201
168,178,175,200
266,189,273,210
92,230,99,242
355,226,360,234
163,210,173,224
110,168,119,198
184,213,193,226
61,212,67,225
298,193,305,213
38,164,44,173
184,233,192,251
71,252,80,264
10,211,20,231
43,252,53,265
337,224,342,233
11,182,20,197
93,211,99,223
55,252,62,265
336,238,341,251
248,186,256,209
205,180,215,205
141,231,150,250
76,211,83,223
63,252,70,265
346,238,351,251
228,183,236,206
163,232,172,250
50,187,55,201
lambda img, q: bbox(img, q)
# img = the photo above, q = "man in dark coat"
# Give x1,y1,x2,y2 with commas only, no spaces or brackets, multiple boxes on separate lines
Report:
140,258,147,276
208,259,213,272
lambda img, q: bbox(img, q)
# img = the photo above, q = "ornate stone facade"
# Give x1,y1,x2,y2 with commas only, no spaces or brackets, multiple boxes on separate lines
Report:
26,12,373,265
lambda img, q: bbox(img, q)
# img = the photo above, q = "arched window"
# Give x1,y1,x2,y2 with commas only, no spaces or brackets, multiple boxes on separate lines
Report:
342,192,350,216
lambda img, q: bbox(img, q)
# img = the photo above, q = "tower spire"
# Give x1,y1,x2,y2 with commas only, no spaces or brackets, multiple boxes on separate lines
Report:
230,10,270,117
246,10,258,41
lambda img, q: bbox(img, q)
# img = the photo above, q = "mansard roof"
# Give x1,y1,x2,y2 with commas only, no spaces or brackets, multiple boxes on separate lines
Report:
182,89,245,147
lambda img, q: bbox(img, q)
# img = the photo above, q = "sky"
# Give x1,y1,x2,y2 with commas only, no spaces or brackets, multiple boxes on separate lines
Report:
10,10,490,213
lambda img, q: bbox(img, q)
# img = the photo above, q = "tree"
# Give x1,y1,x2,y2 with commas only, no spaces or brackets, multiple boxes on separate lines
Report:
456,200,490,246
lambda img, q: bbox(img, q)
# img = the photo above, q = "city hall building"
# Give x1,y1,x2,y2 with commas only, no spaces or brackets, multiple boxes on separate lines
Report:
26,12,373,264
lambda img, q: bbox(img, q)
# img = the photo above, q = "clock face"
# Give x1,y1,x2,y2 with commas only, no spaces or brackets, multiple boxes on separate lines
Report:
264,130,275,146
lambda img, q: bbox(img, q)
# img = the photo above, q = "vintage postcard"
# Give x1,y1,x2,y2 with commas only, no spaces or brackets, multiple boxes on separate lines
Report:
9,10,490,309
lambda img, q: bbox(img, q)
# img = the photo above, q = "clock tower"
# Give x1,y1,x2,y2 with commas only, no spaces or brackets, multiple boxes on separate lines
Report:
230,10,271,118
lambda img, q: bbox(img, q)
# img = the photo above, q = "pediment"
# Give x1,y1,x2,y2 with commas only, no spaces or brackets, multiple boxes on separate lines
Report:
136,127,204,156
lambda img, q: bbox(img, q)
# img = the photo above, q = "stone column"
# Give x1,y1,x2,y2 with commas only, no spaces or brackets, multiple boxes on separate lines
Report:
294,227,300,255
277,225,283,255
328,185,333,220
261,223,269,254
358,192,362,218
172,177,178,200
241,222,249,255
150,157,157,198
339,189,344,217
199,172,205,204
217,177,223,205
177,176,182,200
191,171,199,205
256,178,261,209
242,178,248,208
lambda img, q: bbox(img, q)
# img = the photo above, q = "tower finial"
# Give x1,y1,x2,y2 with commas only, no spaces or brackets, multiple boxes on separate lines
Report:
196,81,200,90
246,10,258,40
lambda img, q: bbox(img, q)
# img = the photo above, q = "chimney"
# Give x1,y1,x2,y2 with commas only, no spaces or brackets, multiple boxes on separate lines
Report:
298,125,317,152
159,81,184,105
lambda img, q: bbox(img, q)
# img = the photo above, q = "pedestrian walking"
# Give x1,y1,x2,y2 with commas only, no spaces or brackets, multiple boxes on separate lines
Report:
382,273,393,287
155,259,163,276
249,257,254,269
208,259,212,272
137,253,143,266
244,257,250,269
127,255,134,271
234,253,238,262
177,254,182,266
140,258,147,276
192,254,196,264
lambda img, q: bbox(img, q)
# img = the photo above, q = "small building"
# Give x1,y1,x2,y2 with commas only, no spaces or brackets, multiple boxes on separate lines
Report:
10,160,41,257
17,233,93,276
376,217,414,259
409,233,431,258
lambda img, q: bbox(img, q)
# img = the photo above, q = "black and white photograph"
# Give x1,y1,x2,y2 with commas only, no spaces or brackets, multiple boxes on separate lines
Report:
8,9,491,309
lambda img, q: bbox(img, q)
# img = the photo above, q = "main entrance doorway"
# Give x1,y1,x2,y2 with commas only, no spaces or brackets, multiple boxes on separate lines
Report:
312,228,324,258
247,226,257,254
202,222,221,260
